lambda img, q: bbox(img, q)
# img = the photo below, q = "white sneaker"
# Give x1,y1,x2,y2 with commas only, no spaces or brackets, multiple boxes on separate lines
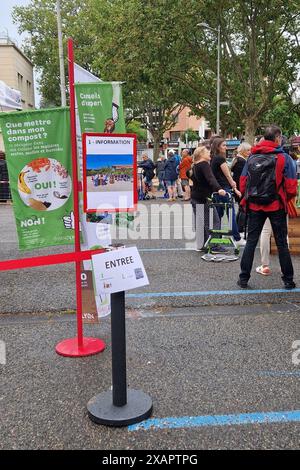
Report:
235,238,246,246
256,265,271,276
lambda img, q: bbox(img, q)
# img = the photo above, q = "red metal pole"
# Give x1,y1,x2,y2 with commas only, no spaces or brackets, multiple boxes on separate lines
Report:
67,38,83,348
56,38,105,357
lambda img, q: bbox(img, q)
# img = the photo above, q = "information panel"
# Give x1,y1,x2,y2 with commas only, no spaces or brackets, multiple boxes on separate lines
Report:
83,133,137,212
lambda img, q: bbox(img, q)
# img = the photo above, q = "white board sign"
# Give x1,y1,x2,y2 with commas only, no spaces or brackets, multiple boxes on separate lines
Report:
92,246,149,294
82,133,137,212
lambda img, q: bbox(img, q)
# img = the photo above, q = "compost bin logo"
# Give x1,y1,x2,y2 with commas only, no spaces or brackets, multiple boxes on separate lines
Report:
18,157,71,211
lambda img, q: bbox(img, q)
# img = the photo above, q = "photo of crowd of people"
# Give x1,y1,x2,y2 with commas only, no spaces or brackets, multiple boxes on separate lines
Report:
86,154,133,193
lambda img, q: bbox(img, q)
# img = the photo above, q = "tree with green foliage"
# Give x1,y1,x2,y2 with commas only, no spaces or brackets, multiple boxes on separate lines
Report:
126,120,147,142
86,0,185,160
13,0,94,106
262,96,300,137
13,0,300,145
172,0,300,142
14,0,184,159
181,128,199,143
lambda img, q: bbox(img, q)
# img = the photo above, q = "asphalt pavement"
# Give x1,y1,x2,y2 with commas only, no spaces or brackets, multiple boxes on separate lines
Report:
1,306,299,450
0,202,299,450
0,202,299,313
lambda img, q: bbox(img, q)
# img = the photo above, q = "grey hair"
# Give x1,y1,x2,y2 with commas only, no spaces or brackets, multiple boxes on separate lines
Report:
237,142,251,155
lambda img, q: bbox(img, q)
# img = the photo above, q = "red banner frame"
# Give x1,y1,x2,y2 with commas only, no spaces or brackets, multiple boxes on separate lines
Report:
0,39,106,358
0,249,103,272
82,132,138,213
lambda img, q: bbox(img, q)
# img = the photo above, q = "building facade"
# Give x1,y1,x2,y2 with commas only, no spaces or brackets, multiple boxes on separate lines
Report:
163,107,211,143
0,34,35,196
0,35,35,110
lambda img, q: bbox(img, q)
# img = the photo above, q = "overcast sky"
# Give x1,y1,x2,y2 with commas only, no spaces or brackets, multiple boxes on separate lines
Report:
0,0,31,45
0,0,41,106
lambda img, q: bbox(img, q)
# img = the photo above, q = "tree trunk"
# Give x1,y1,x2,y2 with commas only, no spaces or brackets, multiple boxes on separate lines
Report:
153,134,161,162
244,118,257,145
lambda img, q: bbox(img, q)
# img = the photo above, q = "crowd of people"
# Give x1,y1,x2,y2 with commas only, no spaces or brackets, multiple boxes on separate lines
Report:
91,172,132,187
138,125,299,289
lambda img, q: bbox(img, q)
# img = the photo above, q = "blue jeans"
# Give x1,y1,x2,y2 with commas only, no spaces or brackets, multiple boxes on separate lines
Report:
157,178,165,191
214,190,241,241
165,180,176,187
239,209,294,284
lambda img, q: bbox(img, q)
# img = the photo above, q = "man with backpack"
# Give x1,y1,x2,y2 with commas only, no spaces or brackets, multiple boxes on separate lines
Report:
237,125,297,289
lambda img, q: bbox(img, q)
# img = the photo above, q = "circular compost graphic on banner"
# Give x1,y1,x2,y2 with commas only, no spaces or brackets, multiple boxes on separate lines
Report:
18,157,71,211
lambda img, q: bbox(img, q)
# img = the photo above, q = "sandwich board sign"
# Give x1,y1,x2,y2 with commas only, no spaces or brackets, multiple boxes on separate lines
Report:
82,133,137,212
92,246,149,294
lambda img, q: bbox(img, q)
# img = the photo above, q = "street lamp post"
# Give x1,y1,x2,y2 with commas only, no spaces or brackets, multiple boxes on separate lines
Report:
216,25,221,135
197,23,221,135
56,0,66,107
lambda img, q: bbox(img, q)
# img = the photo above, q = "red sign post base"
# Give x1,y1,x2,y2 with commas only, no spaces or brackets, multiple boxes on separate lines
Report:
55,337,106,357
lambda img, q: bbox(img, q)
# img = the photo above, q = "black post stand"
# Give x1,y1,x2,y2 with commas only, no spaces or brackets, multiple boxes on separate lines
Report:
87,291,153,426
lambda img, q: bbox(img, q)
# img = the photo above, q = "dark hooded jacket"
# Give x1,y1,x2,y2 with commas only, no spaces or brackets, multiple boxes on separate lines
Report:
240,139,297,212
155,159,166,179
138,158,155,179
164,156,178,181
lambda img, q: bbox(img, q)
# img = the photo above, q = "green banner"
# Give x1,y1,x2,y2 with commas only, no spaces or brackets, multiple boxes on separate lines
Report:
75,82,126,134
0,107,74,250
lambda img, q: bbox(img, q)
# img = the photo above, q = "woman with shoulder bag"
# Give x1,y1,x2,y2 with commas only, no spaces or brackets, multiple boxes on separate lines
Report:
210,138,244,245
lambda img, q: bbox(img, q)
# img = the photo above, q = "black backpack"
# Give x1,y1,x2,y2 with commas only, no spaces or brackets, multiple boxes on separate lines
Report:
245,153,278,205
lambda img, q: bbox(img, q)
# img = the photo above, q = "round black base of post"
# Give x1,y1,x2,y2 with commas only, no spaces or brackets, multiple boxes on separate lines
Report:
87,389,153,427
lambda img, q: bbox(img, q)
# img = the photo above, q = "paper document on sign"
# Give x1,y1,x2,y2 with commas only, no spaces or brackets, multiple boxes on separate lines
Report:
92,246,149,294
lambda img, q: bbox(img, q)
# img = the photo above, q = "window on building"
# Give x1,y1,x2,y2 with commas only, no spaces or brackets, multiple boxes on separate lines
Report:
26,80,31,93
170,131,181,142
17,73,23,89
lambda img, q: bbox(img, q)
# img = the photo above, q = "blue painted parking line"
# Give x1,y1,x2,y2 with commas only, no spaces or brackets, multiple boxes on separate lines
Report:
127,288,300,298
128,409,300,431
